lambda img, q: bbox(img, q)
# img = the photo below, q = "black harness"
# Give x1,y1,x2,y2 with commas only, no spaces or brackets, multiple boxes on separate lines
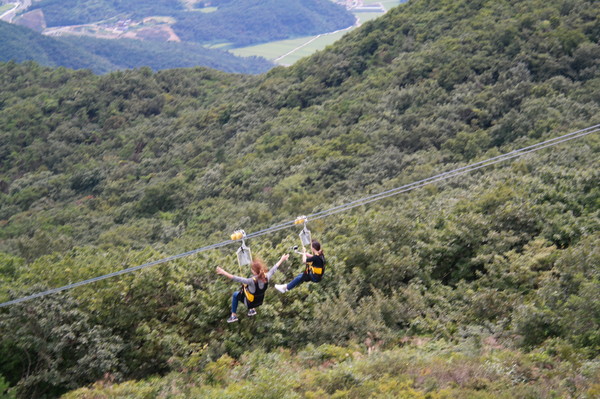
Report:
242,277,268,309
305,254,326,282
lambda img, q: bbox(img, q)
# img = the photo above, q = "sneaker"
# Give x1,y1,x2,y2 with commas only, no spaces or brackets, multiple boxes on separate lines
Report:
275,284,288,293
227,315,238,323
248,308,257,316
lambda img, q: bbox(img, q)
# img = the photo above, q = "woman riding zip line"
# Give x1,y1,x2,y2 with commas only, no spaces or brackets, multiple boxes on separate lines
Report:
216,253,289,323
275,239,325,293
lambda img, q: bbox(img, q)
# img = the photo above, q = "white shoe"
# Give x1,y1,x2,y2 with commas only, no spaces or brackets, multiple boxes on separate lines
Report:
275,284,288,293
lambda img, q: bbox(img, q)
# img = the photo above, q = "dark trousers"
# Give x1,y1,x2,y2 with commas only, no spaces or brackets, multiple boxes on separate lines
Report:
231,290,245,313
287,272,320,290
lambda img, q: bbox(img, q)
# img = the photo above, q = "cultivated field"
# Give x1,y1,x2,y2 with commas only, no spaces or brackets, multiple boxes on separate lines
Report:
230,0,404,65
0,3,15,14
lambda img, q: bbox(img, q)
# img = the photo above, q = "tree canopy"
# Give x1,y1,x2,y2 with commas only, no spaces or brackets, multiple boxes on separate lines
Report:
0,0,599,397
0,21,273,74
25,0,355,47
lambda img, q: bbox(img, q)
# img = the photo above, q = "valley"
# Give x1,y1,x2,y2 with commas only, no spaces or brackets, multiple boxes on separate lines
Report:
1,0,398,66
0,0,30,23
232,0,404,65
1,0,599,397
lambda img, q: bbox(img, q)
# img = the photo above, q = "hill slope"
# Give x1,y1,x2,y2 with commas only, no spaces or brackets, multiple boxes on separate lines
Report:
0,20,273,74
0,20,117,72
173,0,357,46
26,0,355,47
29,0,184,25
60,36,273,73
0,0,599,397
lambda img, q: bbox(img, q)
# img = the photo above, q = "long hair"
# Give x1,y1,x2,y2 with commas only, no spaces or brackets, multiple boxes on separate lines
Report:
312,240,324,256
251,258,267,282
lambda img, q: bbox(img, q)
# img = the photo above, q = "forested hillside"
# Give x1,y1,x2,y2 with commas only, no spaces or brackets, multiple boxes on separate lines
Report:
0,21,273,74
0,20,116,72
60,36,273,74
29,0,184,26
172,0,357,46
1,0,599,397
26,0,355,47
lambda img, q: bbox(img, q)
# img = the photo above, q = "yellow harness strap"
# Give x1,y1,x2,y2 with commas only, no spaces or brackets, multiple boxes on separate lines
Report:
306,261,323,275
243,278,256,302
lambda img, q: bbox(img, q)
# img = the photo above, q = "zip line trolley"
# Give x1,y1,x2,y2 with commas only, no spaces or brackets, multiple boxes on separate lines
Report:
231,229,252,267
294,215,312,248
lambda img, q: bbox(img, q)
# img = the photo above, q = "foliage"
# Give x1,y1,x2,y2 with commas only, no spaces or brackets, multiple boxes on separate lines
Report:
0,375,16,399
60,36,273,74
62,341,600,398
0,290,124,398
25,0,355,47
0,0,599,396
173,0,356,47
0,21,273,75
0,21,116,72
27,0,184,27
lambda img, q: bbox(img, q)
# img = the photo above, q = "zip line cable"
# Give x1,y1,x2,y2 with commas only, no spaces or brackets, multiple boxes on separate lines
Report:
243,123,600,238
306,123,600,220
309,125,599,221
1,124,598,308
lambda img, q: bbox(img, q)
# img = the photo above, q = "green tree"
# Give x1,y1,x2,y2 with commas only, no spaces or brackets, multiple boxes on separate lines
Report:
0,289,124,398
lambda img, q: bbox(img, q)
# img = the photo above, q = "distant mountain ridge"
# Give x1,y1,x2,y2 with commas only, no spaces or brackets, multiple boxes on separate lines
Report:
25,0,355,47
0,20,273,74
172,0,357,46
0,20,116,72
3,0,354,73
1,0,599,397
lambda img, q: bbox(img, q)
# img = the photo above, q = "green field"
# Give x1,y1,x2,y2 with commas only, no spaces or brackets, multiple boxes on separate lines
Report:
197,6,217,13
204,42,233,49
0,3,15,14
231,29,352,65
230,0,404,65
379,0,405,9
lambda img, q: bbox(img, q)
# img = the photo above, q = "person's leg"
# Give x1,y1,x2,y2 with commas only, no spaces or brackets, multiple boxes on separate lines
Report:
276,273,308,293
228,291,242,322
231,291,241,314
287,273,307,290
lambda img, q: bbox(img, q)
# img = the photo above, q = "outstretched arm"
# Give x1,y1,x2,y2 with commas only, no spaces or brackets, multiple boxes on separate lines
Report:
216,266,234,279
267,253,289,279
216,266,253,285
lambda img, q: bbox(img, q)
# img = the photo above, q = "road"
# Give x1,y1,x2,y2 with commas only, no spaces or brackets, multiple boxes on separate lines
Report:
0,0,32,23
272,0,385,64
274,23,356,63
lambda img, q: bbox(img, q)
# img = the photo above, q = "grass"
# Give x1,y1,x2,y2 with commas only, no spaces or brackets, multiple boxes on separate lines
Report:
0,3,16,14
197,7,217,13
62,340,600,398
379,0,405,10
228,0,405,65
231,35,342,64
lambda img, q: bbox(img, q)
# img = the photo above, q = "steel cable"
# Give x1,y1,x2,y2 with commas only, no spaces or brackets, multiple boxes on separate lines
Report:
1,125,598,308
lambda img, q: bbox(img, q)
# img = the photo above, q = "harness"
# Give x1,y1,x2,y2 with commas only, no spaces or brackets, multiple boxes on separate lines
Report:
305,254,326,281
242,277,268,309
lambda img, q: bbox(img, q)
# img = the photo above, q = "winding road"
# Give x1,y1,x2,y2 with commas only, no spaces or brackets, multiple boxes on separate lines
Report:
0,0,31,23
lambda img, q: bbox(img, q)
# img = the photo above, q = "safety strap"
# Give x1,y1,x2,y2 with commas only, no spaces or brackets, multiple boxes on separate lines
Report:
242,278,256,302
305,255,325,275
